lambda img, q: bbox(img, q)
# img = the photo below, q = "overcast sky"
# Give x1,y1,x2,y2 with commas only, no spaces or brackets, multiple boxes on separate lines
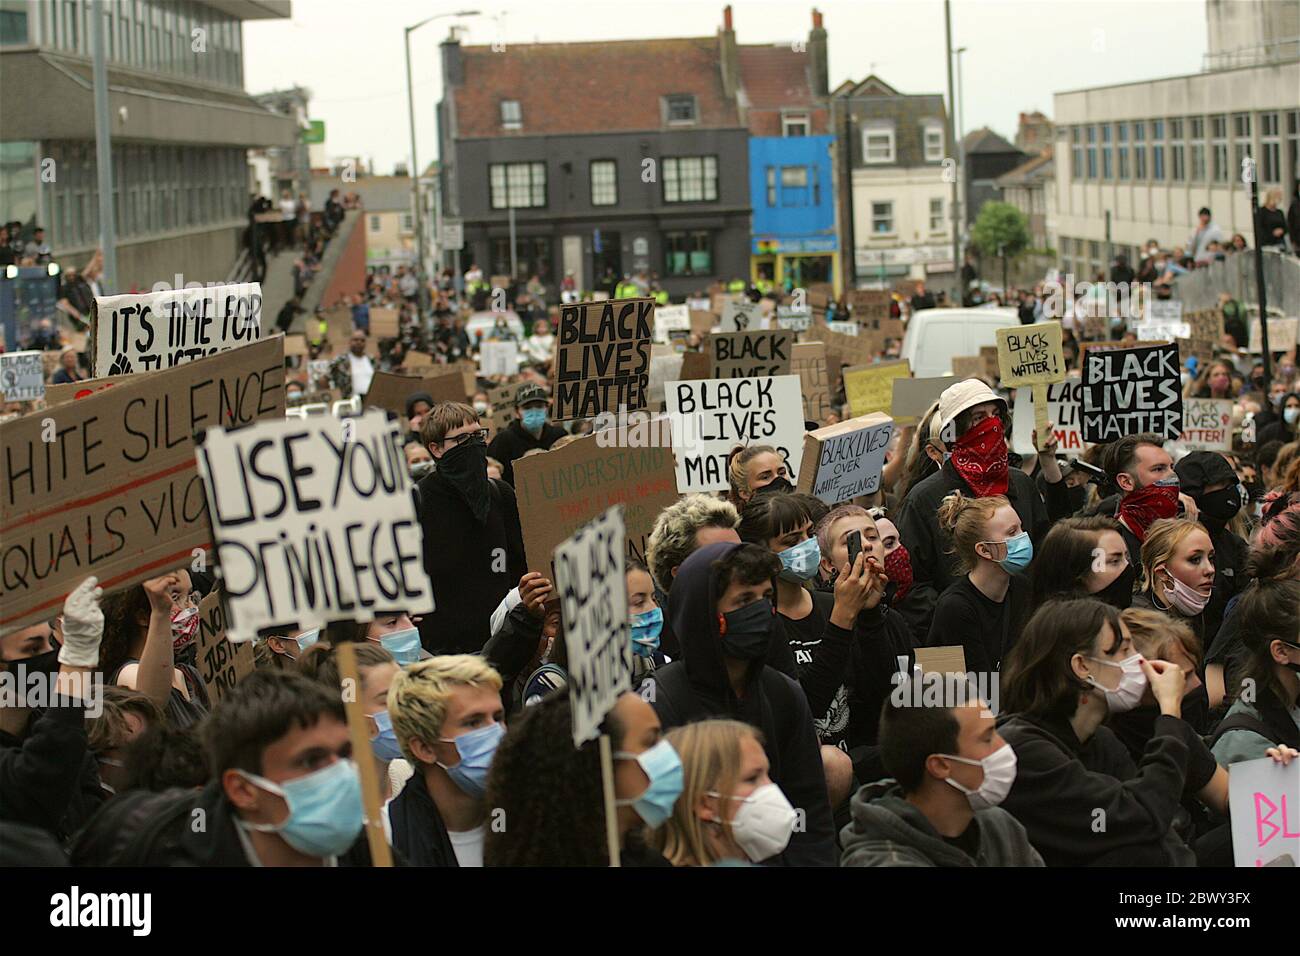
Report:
243,0,1208,176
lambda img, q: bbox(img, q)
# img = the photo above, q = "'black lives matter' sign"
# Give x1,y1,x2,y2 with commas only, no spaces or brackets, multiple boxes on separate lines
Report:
1082,342,1182,442
552,298,652,421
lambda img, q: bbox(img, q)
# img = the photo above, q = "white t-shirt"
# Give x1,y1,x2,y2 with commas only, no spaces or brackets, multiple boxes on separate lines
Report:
448,824,486,868
280,198,296,218
348,352,375,397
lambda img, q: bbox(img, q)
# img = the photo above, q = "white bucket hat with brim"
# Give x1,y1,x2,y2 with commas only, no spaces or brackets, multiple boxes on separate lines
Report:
937,379,1007,443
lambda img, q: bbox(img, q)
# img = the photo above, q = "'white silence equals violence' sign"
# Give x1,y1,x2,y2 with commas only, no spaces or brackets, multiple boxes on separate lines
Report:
195,409,434,642
92,282,263,377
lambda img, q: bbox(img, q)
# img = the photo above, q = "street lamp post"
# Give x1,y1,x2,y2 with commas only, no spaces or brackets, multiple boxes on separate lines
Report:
944,2,960,304
955,45,967,292
405,10,480,312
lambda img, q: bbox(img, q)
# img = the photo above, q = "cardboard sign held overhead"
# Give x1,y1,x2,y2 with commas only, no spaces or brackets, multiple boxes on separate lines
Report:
195,409,434,642
720,298,762,332
776,306,811,331
368,307,400,338
554,505,633,746
1081,342,1183,442
997,321,1066,450
796,412,894,505
792,342,833,425
1179,398,1233,451
1179,310,1224,366
678,350,711,381
1228,756,1299,867
196,587,255,704
1012,377,1085,458
891,376,950,427
653,304,690,342
952,355,983,380
849,289,892,323
843,360,910,418
514,430,679,579
552,298,653,421
0,337,286,637
483,382,517,438
0,350,45,401
480,340,519,376
665,374,805,494
1249,317,1299,354
708,329,793,379
92,282,263,377
364,369,469,423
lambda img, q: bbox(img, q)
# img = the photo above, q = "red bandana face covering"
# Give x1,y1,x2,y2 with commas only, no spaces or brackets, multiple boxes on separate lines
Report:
884,545,914,603
949,415,1009,497
1117,483,1179,541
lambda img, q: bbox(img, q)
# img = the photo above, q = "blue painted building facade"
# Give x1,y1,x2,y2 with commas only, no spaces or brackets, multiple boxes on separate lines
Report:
748,134,839,293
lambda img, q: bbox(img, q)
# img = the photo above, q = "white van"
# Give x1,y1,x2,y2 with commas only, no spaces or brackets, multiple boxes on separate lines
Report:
898,307,1023,379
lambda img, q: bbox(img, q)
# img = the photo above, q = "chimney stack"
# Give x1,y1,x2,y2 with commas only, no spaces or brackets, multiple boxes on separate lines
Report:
808,8,828,97
719,5,739,100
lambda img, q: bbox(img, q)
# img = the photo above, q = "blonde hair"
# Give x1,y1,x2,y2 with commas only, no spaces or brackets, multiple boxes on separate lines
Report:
1120,607,1203,670
814,504,871,559
387,654,503,765
1138,517,1205,594
646,494,740,592
936,491,1010,573
727,444,780,504
655,719,761,867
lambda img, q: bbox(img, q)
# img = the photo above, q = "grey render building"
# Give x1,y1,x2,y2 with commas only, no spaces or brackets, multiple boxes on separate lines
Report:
0,0,297,293
435,19,753,299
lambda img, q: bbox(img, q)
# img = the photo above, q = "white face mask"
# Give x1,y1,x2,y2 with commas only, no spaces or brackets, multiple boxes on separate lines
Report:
709,782,797,862
1158,568,1211,616
938,742,1018,810
1085,653,1148,713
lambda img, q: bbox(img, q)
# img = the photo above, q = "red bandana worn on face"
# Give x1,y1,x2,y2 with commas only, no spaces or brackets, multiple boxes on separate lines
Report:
884,545,914,603
949,415,1009,497
1116,484,1179,541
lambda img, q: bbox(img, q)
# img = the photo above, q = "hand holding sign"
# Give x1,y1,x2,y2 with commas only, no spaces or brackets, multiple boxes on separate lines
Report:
996,322,1065,453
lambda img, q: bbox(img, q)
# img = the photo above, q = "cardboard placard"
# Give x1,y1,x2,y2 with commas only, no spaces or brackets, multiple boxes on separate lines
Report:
952,355,983,380
283,334,309,357
708,329,793,379
665,375,805,493
1179,398,1233,451
44,376,117,407
843,360,911,418
653,304,690,342
195,587,255,704
1134,318,1191,341
404,349,436,369
553,298,653,421
803,322,878,392
1228,756,1299,867
194,409,434,641
369,307,399,338
1012,377,1085,457
776,306,811,332
792,342,833,425
514,431,678,578
979,345,1000,381
914,645,968,676
997,322,1066,449
364,369,469,420
796,412,894,504
647,352,684,410
0,337,286,636
1248,317,1299,354
92,282,263,377
1082,342,1182,442
0,350,45,401
554,505,632,746
678,351,711,381
849,289,892,323
688,310,717,336
890,376,950,427
484,382,517,438
1145,299,1184,323
827,320,859,336
480,340,519,376
1180,310,1225,366
720,298,762,332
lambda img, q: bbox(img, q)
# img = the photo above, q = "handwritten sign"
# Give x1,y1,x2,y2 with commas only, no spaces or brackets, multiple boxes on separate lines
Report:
1082,342,1182,442
196,587,255,704
776,306,811,332
480,340,519,376
1249,317,1300,354
553,298,653,421
796,412,894,504
653,304,690,342
1228,756,1299,867
0,350,45,401
843,360,910,418
709,329,792,379
1179,398,1233,451
1012,377,1085,457
792,342,833,424
720,298,761,332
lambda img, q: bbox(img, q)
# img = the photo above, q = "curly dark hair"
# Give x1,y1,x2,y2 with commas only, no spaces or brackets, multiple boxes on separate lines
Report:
483,686,626,866
98,584,152,681
122,723,210,791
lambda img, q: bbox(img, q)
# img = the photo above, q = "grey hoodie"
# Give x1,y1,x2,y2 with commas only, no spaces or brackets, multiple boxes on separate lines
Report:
840,780,1044,867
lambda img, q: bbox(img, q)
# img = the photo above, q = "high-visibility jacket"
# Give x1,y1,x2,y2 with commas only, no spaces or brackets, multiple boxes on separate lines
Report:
727,278,746,293
654,289,669,305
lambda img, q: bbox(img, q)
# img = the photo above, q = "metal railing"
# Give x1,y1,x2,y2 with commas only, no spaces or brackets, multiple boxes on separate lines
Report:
1171,249,1300,316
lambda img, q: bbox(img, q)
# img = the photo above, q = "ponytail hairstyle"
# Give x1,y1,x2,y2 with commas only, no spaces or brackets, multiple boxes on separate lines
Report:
726,444,782,506
900,401,943,502
936,491,1010,574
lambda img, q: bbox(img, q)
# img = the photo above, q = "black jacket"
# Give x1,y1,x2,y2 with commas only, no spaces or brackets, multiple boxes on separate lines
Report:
896,459,1068,636
487,419,569,486
643,542,837,866
0,696,105,843
387,768,458,867
416,472,527,655
997,711,1213,867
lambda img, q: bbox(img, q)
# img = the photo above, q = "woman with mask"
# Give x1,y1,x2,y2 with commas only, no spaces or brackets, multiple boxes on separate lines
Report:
1030,516,1136,609
655,719,798,867
485,687,677,866
1187,359,1235,399
928,493,1033,678
1114,609,1211,747
626,560,667,687
1132,519,1216,651
99,570,211,729
1174,451,1248,643
1256,392,1300,446
998,598,1226,866
726,444,793,507
259,625,323,669
352,612,424,666
871,511,914,606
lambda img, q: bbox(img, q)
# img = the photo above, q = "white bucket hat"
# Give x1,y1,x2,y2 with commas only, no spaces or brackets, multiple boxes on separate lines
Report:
937,379,1007,442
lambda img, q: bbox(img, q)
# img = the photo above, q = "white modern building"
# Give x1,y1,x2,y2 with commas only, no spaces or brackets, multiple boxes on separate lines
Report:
1052,0,1300,279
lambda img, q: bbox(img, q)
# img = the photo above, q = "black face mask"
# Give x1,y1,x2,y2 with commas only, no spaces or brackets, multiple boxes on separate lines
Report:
752,477,794,498
1093,563,1137,610
1196,484,1243,525
1,647,60,679
436,436,491,523
1066,482,1089,514
719,598,775,661
1181,682,1211,734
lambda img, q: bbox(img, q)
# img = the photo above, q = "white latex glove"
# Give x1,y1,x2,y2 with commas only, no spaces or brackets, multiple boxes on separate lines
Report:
59,576,104,667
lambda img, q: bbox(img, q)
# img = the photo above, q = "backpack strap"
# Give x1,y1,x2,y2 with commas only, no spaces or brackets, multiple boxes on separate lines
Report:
1209,712,1276,747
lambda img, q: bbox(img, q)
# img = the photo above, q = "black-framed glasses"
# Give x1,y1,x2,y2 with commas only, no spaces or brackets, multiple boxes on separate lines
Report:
444,428,489,449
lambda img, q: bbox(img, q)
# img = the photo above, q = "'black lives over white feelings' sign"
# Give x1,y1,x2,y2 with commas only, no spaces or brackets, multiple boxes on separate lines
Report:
93,282,262,377
195,409,433,641
1082,342,1183,442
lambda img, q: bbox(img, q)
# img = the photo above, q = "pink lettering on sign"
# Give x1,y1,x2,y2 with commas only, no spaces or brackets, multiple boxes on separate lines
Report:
1254,791,1299,852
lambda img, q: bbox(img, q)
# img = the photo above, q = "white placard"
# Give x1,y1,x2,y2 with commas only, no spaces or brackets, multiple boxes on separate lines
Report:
653,304,690,342
1228,756,1299,867
827,320,859,336
720,298,761,332
554,505,632,746
776,306,811,331
1179,397,1233,451
480,340,519,376
0,350,46,401
802,414,894,504
1012,376,1085,458
93,282,262,376
195,410,434,641
665,374,805,493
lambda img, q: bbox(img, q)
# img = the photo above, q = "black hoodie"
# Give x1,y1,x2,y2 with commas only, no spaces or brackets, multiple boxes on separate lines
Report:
643,541,836,866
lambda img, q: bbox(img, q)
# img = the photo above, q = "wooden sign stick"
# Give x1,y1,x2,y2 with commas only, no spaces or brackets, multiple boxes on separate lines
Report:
598,734,622,868
336,641,394,867
1032,383,1052,452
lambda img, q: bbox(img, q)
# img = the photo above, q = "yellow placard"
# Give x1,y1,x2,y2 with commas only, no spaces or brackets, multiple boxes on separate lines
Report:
996,321,1065,386
843,359,910,418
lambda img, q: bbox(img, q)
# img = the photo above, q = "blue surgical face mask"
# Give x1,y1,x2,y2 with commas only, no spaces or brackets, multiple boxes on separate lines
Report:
237,758,364,858
984,530,1033,574
778,536,821,582
630,607,663,657
437,721,505,798
370,709,403,762
1285,406,1300,426
376,626,421,665
294,628,320,653
614,738,683,829
522,407,547,432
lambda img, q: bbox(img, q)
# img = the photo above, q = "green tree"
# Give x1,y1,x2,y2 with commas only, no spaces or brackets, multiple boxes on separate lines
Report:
970,202,1032,292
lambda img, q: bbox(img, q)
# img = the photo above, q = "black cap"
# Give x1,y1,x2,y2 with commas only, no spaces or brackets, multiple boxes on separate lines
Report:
515,383,549,407
1175,450,1236,497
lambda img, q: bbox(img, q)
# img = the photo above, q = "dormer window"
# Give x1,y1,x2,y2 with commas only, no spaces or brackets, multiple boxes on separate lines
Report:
664,94,698,125
501,100,522,130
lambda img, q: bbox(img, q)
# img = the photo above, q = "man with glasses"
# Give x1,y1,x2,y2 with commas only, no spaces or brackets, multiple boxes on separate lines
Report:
416,402,527,656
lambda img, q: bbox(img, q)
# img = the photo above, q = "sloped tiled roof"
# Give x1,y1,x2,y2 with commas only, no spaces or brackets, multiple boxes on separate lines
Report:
963,126,1019,154
452,38,741,138
736,43,828,135
995,147,1054,187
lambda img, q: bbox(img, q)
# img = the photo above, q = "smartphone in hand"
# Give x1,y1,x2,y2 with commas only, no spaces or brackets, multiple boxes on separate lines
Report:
847,530,863,570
